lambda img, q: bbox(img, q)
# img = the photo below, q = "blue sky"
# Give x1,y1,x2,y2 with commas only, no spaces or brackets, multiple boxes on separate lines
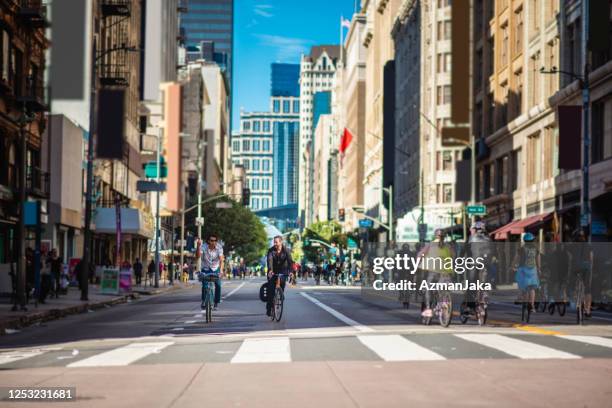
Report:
232,0,357,129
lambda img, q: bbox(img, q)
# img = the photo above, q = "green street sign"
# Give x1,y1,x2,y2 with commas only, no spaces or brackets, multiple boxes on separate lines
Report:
467,205,486,215
144,158,168,179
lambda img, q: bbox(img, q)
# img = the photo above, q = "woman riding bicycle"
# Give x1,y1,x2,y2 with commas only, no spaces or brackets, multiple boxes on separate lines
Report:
266,235,294,316
513,232,540,313
200,234,224,310
421,229,455,318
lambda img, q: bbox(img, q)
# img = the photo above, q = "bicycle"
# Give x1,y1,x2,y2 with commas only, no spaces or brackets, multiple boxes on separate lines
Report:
460,289,488,326
270,274,286,322
421,276,453,327
201,273,219,323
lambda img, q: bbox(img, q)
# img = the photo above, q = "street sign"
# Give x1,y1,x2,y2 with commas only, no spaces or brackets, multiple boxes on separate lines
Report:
137,180,166,193
359,219,374,228
466,205,486,215
215,202,232,209
144,160,168,179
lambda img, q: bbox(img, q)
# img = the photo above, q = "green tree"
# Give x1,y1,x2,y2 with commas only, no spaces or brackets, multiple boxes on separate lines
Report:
185,195,267,264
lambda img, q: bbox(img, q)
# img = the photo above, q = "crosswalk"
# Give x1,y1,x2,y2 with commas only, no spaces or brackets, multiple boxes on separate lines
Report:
1,333,611,369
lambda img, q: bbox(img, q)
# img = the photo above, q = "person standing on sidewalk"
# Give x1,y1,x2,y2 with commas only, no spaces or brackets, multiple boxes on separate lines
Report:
133,258,143,286
49,249,63,298
147,259,155,285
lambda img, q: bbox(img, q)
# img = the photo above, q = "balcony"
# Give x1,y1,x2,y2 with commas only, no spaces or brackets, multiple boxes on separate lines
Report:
16,82,49,113
18,0,48,28
26,167,50,198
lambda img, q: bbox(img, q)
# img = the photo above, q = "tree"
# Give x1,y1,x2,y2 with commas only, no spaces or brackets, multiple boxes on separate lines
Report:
185,195,267,264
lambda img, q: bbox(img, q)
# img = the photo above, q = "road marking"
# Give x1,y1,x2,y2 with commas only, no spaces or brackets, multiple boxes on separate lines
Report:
223,282,246,299
231,337,291,363
512,324,563,336
67,342,174,367
0,350,46,366
455,334,580,359
559,335,612,349
300,292,374,333
357,335,445,361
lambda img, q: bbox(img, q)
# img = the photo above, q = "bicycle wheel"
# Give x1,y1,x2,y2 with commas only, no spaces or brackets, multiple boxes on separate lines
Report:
206,288,213,323
438,292,452,327
459,302,469,324
477,305,488,326
274,287,284,322
576,280,585,325
557,302,567,316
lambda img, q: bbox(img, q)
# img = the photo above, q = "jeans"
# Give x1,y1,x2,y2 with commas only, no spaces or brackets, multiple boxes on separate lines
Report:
266,274,286,312
201,269,221,305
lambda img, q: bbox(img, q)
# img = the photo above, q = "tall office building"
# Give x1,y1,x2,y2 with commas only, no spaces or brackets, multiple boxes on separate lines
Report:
231,63,300,210
298,45,340,226
181,0,234,83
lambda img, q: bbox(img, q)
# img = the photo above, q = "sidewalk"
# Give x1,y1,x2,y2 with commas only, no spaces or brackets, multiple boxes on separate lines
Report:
0,280,195,334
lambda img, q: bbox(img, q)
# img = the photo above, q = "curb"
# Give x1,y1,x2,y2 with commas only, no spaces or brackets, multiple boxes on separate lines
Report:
0,293,140,335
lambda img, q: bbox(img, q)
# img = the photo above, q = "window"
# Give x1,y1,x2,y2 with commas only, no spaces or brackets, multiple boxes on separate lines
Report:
546,41,557,96
262,178,270,191
542,126,555,179
253,178,260,190
529,52,540,107
232,141,240,152
243,121,251,131
293,100,300,113
283,100,290,113
437,85,451,105
7,143,16,188
499,81,508,125
514,7,524,55
437,53,451,73
263,140,270,151
513,69,523,118
437,0,451,8
475,49,483,89
0,29,9,82
530,0,539,36
526,133,540,186
253,121,261,132
242,140,250,151
486,37,494,77
592,99,612,163
500,22,509,66
511,149,521,191
437,184,453,203
243,159,250,170
263,121,270,132
252,140,260,152
437,21,451,40
262,160,270,171
273,100,280,113
252,159,260,171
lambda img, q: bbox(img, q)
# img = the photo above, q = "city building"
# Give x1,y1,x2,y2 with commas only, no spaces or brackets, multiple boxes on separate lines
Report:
298,45,340,226
338,13,367,232
0,0,49,293
181,0,233,84
313,115,335,222
271,62,300,97
392,0,463,241
362,0,401,240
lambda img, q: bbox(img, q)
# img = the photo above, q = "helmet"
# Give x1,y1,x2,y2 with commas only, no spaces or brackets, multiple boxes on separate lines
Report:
523,232,535,242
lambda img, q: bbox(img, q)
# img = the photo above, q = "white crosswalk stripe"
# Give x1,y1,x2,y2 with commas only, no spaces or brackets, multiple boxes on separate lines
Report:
357,335,446,361
455,334,580,360
0,349,46,366
558,335,612,349
231,337,291,363
67,342,174,367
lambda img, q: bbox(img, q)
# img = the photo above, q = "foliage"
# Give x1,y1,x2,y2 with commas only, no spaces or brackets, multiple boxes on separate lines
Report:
185,195,267,264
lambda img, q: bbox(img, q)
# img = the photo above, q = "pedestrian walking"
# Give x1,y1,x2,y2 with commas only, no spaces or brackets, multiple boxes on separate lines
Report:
133,258,143,286
49,249,63,298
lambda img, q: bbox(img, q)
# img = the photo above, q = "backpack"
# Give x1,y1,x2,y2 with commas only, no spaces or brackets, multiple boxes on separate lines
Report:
259,283,269,302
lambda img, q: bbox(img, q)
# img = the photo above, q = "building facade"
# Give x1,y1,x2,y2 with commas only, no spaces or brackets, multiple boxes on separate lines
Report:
298,45,340,226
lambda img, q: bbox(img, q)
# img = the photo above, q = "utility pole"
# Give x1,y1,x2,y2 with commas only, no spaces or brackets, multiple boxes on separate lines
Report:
15,103,30,311
154,127,161,288
179,186,185,280
581,0,591,242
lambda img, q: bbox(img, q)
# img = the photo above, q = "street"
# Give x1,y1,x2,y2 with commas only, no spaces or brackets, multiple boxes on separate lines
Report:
1,279,611,407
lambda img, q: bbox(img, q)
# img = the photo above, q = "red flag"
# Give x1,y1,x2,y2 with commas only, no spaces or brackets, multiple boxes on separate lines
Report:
339,128,353,154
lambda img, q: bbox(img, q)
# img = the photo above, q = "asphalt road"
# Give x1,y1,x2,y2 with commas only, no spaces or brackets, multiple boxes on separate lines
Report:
1,277,612,407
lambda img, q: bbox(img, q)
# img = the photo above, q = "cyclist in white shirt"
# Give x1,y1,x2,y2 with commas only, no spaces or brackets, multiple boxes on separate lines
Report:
200,234,224,310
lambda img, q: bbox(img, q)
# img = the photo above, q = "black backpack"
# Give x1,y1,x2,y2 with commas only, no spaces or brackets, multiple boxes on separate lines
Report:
259,283,269,302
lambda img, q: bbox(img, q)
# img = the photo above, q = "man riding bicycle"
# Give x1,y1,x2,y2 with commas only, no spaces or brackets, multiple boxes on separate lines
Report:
200,234,224,310
463,221,493,312
421,229,455,318
266,235,294,316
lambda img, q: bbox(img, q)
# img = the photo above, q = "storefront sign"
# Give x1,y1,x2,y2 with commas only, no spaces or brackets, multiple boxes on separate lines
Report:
119,264,132,294
100,268,119,295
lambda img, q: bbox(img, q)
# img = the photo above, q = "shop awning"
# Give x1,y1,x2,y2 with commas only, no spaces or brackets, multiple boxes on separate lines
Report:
492,212,552,240
93,208,154,239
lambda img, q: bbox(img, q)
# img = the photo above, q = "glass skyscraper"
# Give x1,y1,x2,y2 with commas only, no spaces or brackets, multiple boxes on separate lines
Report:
273,120,299,206
271,63,300,97
181,0,234,83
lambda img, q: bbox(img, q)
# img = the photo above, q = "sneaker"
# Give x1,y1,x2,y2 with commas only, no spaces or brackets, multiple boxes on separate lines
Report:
213,304,218,311
421,308,433,318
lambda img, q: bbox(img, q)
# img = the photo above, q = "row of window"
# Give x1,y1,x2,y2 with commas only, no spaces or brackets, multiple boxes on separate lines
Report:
235,158,272,172
302,72,334,78
243,120,271,132
272,100,300,114
250,196,271,210
232,139,271,153
248,177,272,192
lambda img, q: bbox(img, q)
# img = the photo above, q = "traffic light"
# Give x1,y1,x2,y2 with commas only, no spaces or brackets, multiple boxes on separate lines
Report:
338,208,345,222
242,188,251,206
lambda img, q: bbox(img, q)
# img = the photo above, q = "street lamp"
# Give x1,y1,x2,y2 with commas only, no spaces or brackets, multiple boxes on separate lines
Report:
540,64,591,242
